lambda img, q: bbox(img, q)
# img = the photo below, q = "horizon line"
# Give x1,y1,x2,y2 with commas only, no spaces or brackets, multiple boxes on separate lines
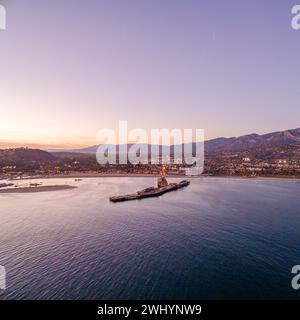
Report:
0,126,299,150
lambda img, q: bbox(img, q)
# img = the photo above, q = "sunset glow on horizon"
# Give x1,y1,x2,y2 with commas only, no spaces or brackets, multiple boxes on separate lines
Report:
1,0,300,149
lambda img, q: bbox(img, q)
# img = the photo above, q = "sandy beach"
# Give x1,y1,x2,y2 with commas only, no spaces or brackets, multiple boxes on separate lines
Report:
0,185,77,194
9,173,300,182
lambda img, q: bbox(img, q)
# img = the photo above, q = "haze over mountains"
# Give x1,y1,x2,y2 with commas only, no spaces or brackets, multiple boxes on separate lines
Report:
54,127,300,154
1,127,299,177
1,128,300,164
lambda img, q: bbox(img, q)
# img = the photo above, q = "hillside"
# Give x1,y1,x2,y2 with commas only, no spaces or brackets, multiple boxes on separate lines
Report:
0,148,55,166
63,127,300,154
205,128,300,151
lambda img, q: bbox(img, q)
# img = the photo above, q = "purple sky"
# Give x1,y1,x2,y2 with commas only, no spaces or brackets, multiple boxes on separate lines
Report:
0,0,300,147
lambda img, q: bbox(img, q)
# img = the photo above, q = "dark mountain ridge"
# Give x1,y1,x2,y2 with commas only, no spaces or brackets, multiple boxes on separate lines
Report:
1,128,299,166
60,127,300,153
205,128,300,151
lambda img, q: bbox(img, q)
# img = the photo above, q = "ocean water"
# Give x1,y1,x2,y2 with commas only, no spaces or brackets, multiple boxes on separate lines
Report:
0,177,300,300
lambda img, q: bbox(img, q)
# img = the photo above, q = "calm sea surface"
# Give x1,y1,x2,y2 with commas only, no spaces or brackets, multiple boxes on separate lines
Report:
0,177,300,300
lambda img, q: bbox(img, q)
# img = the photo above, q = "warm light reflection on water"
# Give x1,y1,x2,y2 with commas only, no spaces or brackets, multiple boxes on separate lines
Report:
0,177,299,299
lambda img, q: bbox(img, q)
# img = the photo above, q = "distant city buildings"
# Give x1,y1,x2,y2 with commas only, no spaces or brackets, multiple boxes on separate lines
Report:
0,146,300,179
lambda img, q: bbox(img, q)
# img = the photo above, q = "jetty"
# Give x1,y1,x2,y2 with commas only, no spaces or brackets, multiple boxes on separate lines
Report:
109,165,190,202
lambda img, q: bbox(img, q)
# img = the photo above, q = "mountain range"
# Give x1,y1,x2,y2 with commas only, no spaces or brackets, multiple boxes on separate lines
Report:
55,127,300,153
1,127,299,169
205,127,300,151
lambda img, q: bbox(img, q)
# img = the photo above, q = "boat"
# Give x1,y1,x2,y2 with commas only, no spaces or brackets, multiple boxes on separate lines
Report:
109,165,190,202
30,183,42,187
0,183,14,188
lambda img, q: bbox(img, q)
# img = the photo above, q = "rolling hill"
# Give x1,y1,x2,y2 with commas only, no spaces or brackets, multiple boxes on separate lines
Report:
0,148,55,166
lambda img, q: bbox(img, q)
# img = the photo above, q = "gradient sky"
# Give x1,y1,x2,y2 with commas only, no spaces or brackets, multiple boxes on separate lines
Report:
0,0,300,148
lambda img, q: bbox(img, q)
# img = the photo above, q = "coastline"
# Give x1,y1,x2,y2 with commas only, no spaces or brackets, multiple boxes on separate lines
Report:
5,173,300,182
0,185,77,194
